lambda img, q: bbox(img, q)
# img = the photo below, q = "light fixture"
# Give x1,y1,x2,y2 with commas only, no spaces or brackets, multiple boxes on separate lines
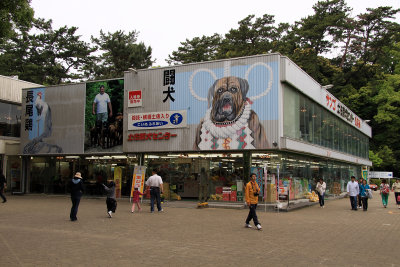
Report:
322,84,333,90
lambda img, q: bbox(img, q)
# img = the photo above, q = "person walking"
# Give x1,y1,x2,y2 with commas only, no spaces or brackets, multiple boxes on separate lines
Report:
392,178,400,209
359,179,370,211
357,178,364,209
145,169,164,213
198,167,209,203
380,179,390,208
131,187,144,213
315,178,326,208
69,172,84,221
347,176,359,211
102,181,117,218
0,171,7,203
244,173,262,230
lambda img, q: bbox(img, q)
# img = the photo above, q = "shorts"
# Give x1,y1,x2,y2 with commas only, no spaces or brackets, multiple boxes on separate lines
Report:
96,112,108,122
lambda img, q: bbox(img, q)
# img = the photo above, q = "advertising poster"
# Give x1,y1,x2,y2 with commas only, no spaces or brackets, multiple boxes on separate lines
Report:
130,166,146,200
21,84,85,155
128,90,142,107
85,79,124,153
128,110,187,130
124,55,280,153
114,167,122,198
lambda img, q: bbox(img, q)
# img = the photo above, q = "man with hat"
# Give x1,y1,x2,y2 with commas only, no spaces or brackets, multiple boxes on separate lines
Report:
70,172,84,221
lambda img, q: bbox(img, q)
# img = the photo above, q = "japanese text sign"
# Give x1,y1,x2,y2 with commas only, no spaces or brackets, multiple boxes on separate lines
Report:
128,110,187,130
325,93,361,128
128,90,142,107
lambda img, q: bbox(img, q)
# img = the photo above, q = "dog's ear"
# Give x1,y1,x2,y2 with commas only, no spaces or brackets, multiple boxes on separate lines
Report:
237,77,249,100
207,80,218,108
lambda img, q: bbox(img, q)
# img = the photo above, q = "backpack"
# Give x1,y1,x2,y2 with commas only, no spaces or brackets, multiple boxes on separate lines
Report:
381,184,389,195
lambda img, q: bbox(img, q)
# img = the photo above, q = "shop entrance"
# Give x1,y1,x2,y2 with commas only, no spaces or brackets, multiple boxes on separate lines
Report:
145,153,245,202
6,156,22,193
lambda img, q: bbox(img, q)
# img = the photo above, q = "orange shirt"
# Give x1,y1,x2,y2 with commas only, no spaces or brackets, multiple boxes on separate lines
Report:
245,181,260,204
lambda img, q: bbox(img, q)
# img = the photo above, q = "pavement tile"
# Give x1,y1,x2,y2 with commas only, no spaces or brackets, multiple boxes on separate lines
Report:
0,191,398,266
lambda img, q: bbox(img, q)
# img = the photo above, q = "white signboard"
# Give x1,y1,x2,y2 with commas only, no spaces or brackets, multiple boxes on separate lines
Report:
128,90,142,107
128,110,187,130
368,171,393,179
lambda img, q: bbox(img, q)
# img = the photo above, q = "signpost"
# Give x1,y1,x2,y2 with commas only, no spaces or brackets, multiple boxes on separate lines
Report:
277,164,280,212
130,166,146,203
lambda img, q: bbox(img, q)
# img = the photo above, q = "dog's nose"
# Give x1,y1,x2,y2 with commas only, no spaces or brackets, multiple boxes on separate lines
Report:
222,96,231,104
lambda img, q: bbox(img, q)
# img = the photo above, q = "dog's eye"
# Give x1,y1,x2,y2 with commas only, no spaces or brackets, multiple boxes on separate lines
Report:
230,87,238,93
217,88,223,94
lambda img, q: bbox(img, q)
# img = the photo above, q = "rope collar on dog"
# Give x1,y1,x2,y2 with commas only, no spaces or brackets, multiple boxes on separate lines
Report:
202,99,252,139
211,104,246,126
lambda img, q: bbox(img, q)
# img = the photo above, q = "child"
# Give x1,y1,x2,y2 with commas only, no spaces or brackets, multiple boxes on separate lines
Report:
102,181,117,218
131,187,144,213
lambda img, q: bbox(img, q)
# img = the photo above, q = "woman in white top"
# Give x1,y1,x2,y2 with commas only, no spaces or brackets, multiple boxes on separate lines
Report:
315,178,327,208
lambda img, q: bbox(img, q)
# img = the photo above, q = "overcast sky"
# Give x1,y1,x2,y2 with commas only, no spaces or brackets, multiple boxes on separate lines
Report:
31,0,400,66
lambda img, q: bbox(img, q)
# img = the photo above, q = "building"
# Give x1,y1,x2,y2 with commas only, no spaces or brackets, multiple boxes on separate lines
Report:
0,75,41,193
19,54,371,201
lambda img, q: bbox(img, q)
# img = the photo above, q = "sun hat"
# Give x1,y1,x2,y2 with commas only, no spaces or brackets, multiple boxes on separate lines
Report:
74,172,82,179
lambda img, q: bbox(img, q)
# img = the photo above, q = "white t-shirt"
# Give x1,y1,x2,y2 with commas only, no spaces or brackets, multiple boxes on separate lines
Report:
145,174,163,187
94,93,111,114
346,181,359,197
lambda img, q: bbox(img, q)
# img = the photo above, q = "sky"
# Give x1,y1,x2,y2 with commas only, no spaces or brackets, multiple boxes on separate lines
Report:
31,0,400,66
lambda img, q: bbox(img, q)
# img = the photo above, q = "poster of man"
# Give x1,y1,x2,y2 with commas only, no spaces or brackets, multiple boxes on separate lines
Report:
85,79,124,152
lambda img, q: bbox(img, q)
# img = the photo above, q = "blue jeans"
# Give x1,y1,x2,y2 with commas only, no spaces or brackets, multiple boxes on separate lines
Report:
70,197,81,220
150,187,162,212
350,196,357,210
318,192,325,207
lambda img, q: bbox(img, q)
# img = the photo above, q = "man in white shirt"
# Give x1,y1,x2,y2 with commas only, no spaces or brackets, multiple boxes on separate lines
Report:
92,85,113,122
347,176,359,211
145,169,164,212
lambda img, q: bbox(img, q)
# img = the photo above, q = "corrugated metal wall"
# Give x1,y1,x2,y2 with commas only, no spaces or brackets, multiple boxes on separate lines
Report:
0,75,41,103
124,54,281,153
20,84,86,155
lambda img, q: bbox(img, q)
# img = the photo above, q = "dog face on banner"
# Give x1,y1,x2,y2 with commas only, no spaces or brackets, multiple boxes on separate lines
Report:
208,77,249,123
193,75,268,150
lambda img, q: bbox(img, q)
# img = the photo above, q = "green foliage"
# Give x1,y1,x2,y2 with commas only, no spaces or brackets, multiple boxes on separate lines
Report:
369,178,381,187
369,150,383,168
0,18,96,85
0,0,34,42
217,14,278,58
167,34,222,65
88,30,153,79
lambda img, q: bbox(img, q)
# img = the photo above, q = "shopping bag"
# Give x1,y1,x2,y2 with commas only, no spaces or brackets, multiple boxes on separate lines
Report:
367,189,373,199
397,195,400,202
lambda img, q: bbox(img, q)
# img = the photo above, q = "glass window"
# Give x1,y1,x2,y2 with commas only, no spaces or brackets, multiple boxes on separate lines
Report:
0,101,21,137
283,85,300,139
145,153,244,201
282,88,369,159
313,104,321,146
299,95,308,141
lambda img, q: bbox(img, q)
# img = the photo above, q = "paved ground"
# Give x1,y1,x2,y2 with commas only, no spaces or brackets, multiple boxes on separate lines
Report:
0,191,399,266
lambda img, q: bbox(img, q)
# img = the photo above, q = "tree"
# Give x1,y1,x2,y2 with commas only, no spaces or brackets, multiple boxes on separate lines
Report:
294,0,352,56
89,30,153,79
167,34,222,65
0,18,96,85
0,0,34,42
369,150,383,169
217,14,279,59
